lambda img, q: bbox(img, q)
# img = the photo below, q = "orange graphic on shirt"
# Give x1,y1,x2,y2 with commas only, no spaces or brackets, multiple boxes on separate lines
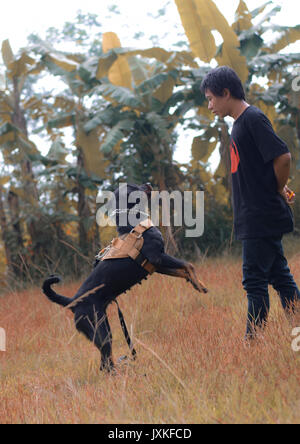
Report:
230,139,240,174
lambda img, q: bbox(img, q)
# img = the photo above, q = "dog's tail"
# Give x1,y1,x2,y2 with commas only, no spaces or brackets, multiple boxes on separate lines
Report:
42,276,72,308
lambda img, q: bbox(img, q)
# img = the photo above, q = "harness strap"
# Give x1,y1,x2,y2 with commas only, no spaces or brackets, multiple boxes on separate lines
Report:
100,219,156,274
132,252,156,274
114,300,137,360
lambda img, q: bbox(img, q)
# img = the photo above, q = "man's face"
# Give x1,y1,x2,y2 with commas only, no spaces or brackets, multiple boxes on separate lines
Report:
205,89,230,118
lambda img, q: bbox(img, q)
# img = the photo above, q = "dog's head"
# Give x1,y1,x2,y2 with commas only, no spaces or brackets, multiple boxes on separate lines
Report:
113,183,152,207
108,183,153,232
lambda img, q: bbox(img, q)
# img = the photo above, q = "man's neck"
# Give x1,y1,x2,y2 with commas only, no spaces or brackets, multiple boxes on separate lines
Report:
230,100,250,121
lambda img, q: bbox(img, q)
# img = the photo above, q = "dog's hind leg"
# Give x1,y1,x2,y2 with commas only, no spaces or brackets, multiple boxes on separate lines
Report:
97,314,114,372
74,309,114,372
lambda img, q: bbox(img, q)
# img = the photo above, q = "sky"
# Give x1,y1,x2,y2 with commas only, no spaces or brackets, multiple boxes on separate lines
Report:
1,0,299,51
0,0,299,168
0,0,300,50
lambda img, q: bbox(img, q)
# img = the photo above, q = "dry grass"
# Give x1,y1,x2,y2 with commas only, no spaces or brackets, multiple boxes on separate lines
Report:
1,253,300,424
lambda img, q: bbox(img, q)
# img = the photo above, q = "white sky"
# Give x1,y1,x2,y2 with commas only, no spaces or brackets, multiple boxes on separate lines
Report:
0,0,299,167
1,0,299,51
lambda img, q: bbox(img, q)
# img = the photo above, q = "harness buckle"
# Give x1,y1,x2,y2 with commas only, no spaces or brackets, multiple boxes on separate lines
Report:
130,228,143,239
95,244,111,260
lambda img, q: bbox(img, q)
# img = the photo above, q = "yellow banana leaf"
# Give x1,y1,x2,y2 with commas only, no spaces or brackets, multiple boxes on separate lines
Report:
27,62,44,76
53,96,76,112
214,158,226,179
97,47,197,82
102,32,132,89
153,76,176,103
17,134,39,155
76,128,109,178
1,40,14,67
23,97,44,111
257,101,277,127
266,26,300,53
9,186,39,207
216,45,248,83
0,176,10,186
213,181,229,205
268,69,282,84
247,84,277,126
192,136,217,164
197,105,215,121
175,0,248,82
195,0,248,82
232,0,252,33
47,54,78,72
0,130,15,145
127,47,198,68
96,52,118,79
8,53,35,78
0,97,13,123
174,0,216,62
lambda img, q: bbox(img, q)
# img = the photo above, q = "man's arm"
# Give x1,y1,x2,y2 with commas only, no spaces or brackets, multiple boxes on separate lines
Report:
273,152,291,194
273,153,294,203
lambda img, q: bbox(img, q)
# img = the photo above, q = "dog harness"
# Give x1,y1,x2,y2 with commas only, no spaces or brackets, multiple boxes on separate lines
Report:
96,218,156,274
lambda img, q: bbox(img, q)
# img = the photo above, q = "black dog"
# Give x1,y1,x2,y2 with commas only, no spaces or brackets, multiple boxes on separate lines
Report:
42,183,207,372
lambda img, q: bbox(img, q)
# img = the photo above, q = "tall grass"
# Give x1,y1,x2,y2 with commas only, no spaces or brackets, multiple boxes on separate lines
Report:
0,253,300,424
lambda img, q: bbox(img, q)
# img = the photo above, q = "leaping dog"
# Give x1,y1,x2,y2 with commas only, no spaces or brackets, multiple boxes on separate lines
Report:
42,183,208,373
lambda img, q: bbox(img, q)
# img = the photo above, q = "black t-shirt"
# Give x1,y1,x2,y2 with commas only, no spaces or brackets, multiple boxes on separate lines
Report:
230,105,294,240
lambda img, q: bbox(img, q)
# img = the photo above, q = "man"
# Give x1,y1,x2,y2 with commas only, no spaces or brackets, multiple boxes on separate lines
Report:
201,66,300,338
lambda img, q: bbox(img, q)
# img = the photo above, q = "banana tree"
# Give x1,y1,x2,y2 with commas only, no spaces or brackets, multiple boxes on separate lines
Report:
173,0,300,211
83,32,201,252
0,39,47,274
27,36,111,256
31,31,199,254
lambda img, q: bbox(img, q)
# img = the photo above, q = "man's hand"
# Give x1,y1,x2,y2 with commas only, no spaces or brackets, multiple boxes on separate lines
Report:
279,185,295,205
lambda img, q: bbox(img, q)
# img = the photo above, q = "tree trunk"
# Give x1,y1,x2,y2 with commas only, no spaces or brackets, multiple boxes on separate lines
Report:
157,163,179,256
77,148,90,256
0,187,12,274
11,76,40,246
7,190,23,250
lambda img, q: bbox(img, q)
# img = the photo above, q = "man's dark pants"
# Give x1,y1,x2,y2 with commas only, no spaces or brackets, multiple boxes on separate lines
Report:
242,236,300,337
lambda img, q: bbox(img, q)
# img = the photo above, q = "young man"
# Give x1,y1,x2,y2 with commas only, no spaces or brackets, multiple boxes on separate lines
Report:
201,66,300,338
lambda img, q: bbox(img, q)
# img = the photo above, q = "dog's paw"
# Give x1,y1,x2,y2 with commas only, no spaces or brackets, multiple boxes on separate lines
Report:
100,357,115,373
117,355,129,365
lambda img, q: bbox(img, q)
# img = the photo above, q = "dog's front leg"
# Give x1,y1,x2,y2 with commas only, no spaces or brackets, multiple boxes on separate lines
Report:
156,254,208,294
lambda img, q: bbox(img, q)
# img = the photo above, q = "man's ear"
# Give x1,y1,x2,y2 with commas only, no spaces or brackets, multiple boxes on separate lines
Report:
223,88,231,99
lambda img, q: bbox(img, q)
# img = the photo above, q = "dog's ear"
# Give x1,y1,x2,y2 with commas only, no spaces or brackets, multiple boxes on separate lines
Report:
142,183,153,195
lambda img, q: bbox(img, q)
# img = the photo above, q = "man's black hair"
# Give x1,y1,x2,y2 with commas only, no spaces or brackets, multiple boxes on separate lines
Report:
201,66,246,100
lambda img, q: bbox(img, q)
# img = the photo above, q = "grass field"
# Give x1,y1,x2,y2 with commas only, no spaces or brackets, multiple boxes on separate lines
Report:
1,250,300,424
